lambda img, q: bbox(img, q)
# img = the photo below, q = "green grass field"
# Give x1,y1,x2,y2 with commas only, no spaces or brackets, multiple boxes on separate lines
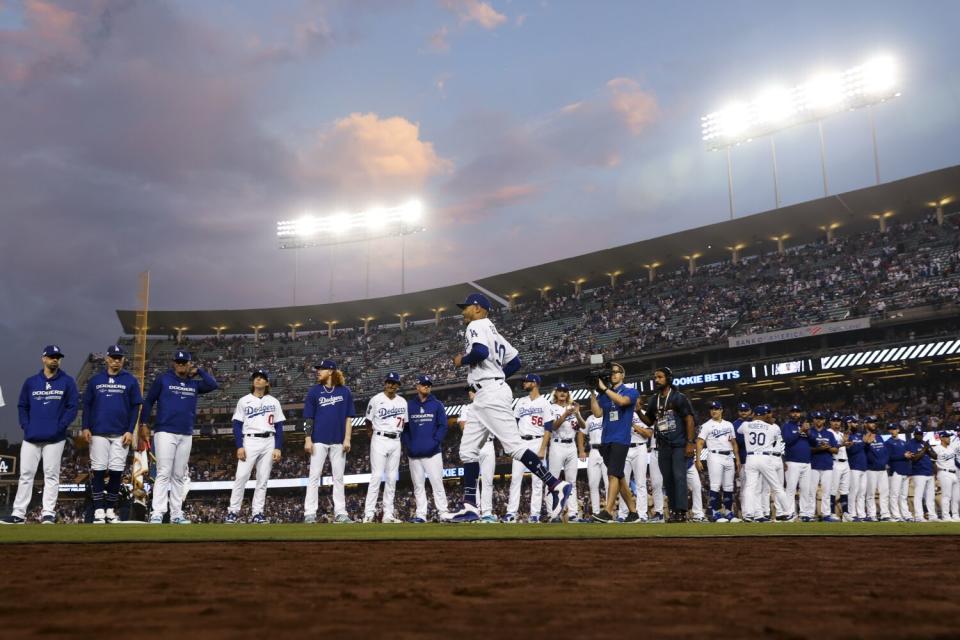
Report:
1,520,959,544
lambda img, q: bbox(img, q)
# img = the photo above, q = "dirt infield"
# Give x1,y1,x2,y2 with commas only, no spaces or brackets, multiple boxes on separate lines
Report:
1,537,957,639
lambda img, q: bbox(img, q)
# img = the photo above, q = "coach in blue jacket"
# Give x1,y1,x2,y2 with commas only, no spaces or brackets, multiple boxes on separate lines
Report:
2,345,78,525
403,375,450,522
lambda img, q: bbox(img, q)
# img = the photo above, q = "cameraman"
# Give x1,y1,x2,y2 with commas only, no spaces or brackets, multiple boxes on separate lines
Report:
637,367,695,523
589,362,641,523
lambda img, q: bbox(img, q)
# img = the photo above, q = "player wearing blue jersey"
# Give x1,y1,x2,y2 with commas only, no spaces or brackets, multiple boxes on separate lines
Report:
863,417,890,521
846,418,868,521
884,422,911,521
782,406,813,521
906,427,936,522
808,412,839,522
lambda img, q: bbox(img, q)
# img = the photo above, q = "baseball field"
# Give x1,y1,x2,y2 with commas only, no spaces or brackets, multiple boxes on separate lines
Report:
2,523,958,639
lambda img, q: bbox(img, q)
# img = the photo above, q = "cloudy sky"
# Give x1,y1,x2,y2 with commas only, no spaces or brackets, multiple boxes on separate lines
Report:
1,0,959,440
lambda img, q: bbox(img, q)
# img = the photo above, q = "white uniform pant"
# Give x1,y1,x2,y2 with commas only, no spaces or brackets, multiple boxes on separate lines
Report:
152,432,192,519
809,468,833,517
706,451,735,492
409,453,449,520
12,440,65,519
832,461,850,497
586,448,608,515
462,381,541,460
937,470,958,520
90,435,128,471
785,461,813,519
912,475,936,521
548,442,580,517
305,443,347,518
648,448,664,514
687,464,704,518
849,469,867,518
743,455,790,518
477,438,496,516
508,452,544,517
888,472,910,520
758,460,783,516
865,470,890,519
365,435,402,519
618,445,648,518
228,435,275,515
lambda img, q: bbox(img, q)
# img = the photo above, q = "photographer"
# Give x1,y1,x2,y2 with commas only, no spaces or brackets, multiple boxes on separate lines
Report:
588,362,641,523
636,367,695,523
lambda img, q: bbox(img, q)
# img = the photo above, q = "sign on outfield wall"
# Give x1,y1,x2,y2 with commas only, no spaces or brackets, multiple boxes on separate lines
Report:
0,455,15,475
728,317,871,348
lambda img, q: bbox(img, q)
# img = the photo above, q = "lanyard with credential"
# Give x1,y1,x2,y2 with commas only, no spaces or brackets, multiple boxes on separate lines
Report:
656,388,673,419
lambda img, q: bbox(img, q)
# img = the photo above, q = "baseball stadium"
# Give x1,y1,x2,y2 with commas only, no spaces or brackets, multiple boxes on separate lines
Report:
2,3,960,638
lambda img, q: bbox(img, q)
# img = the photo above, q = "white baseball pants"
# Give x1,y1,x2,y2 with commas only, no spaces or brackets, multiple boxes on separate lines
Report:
12,440,65,519
548,441,580,518
618,445,648,519
464,432,498,517
90,435,128,472
849,469,867,518
888,472,910,520
758,462,783,516
508,454,544,518
937,470,958,520
743,456,790,518
865,470,890,519
587,448,609,515
706,451,735,492
409,453,449,520
648,448,664,515
365,434,401,520
832,461,850,497
304,442,348,518
911,475,937,521
785,461,813,519
228,435,275,515
687,464,704,518
809,469,833,518
152,432,192,519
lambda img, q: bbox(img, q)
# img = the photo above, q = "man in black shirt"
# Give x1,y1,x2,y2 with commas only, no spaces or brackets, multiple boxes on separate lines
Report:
636,367,696,522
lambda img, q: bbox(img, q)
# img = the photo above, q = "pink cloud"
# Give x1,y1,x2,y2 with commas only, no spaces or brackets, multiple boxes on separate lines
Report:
428,25,450,52
440,182,538,221
440,0,507,29
606,77,659,135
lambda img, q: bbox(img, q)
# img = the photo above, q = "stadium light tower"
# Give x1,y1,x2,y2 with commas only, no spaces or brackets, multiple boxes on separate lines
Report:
277,199,426,303
701,55,901,218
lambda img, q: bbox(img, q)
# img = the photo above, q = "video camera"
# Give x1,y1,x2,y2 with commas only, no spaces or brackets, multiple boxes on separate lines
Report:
585,362,614,391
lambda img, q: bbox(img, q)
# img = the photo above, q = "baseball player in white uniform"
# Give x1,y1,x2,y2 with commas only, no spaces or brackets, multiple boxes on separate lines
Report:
363,372,408,523
687,450,708,522
458,389,498,523
695,400,739,522
444,293,571,523
545,382,584,522
617,411,651,522
931,431,960,521
736,405,793,522
225,370,284,524
582,412,609,517
508,373,553,522
828,413,851,520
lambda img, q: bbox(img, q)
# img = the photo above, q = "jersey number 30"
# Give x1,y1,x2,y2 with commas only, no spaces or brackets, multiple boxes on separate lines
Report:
748,432,766,446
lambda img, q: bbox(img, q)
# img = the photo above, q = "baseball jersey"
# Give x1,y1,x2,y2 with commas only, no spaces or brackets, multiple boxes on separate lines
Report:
232,393,285,435
82,369,144,435
464,318,519,386
737,420,782,455
846,431,867,471
808,428,838,470
458,404,473,426
830,428,849,462
930,440,960,472
585,414,604,446
365,392,408,434
697,419,736,452
550,403,579,439
514,395,552,437
630,413,647,445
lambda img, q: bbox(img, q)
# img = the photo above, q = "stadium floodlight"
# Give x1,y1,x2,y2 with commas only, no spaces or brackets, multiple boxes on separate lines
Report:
277,200,427,249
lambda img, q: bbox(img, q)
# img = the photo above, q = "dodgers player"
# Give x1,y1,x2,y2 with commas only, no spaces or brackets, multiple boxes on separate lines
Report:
458,389,498,523
582,411,609,517
546,382,584,522
845,417,868,521
686,450,708,522
808,411,839,522
617,410,652,522
142,350,217,524
732,402,753,519
2,345,78,525
225,370,284,524
445,293,572,523
737,405,792,522
863,416,891,521
507,373,553,522
303,360,354,524
363,372,408,523
695,400,739,522
929,431,959,521
782,406,814,522
81,345,143,524
905,427,936,521
828,413,851,520
884,422,911,522
403,375,449,523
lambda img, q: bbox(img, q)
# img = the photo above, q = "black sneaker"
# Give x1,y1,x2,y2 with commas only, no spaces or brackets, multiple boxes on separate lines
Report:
592,510,614,523
0,515,25,525
624,512,640,523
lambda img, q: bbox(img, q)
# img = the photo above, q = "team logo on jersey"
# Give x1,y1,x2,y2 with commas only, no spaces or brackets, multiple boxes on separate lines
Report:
376,406,407,419
45,382,52,391
516,406,544,419
470,329,478,337
316,395,344,408
109,377,115,384
420,407,425,413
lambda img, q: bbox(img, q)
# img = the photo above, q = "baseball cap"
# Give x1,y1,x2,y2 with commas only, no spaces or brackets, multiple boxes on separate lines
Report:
864,415,879,423
555,382,570,391
939,431,951,438
384,372,401,384
523,373,542,385
456,293,491,311
789,404,803,412
829,411,842,421
314,359,337,370
708,400,722,410
173,350,192,362
753,404,771,415
42,344,64,358
250,369,270,382
811,410,825,419
416,375,433,386
843,415,858,424
912,426,924,435
886,422,900,430
106,345,126,357
737,402,751,412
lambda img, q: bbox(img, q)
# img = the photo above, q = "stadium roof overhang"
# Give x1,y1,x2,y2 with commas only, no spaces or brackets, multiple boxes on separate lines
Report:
116,165,960,336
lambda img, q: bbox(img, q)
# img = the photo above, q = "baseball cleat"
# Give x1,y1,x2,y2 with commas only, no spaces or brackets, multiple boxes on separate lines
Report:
691,514,708,523
502,513,518,523
149,513,164,524
528,515,540,523
623,512,641,523
479,514,499,523
408,517,428,524
616,516,626,523
333,514,354,524
362,516,374,523
591,510,614,524
648,512,664,523
41,515,56,525
381,516,402,524
444,505,480,523
821,515,841,523
0,516,25,525
727,515,741,523
224,512,239,524
303,514,317,524
800,516,813,522
842,513,854,522
876,517,889,522
251,513,267,524
105,508,118,523
775,515,793,522
548,481,573,520
93,508,106,524
171,516,192,525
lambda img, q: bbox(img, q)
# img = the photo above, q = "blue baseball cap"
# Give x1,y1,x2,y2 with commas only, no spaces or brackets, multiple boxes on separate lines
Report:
106,345,126,357
42,344,64,358
864,415,879,423
173,350,192,362
555,382,570,391
789,404,803,412
737,402,751,412
456,292,491,311
810,410,825,419
912,426,924,435
250,369,270,382
829,411,842,421
523,373,542,385
708,400,722,410
886,422,900,430
753,404,771,415
384,372,401,384
416,374,433,386
939,431,951,438
314,359,337,370
843,415,858,424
